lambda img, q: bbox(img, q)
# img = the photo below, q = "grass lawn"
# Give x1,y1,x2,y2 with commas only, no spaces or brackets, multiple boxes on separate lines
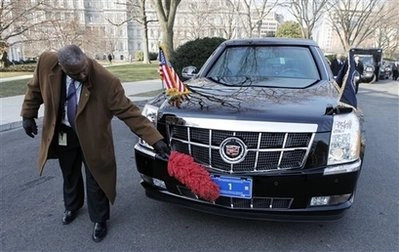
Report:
0,62,160,98
107,63,159,82
0,79,30,97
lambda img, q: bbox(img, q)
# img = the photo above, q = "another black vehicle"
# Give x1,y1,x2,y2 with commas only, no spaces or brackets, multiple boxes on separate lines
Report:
134,38,365,221
379,60,393,80
353,48,383,83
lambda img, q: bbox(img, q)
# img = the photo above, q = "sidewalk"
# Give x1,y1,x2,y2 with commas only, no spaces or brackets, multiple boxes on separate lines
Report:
0,79,163,132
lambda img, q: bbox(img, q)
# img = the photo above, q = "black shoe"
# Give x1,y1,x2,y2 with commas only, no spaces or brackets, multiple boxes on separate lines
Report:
62,210,78,225
92,222,107,242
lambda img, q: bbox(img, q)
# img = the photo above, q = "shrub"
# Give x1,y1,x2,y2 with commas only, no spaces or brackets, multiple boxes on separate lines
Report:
0,64,36,72
149,52,158,61
170,37,226,79
135,51,144,61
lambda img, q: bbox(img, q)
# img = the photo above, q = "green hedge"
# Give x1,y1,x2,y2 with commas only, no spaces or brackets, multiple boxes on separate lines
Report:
170,37,226,79
0,64,36,72
135,51,158,61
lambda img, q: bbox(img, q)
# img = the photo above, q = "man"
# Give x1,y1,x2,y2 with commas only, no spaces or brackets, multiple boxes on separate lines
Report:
392,61,399,81
20,45,170,242
330,53,344,77
107,53,112,65
354,56,364,93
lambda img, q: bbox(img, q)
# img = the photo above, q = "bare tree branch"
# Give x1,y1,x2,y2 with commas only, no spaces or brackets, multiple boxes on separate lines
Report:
286,0,330,39
327,0,386,51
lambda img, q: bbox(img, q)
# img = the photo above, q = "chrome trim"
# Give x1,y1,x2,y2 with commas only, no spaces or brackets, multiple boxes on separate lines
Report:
171,117,318,133
323,159,362,175
169,129,315,174
219,137,248,164
254,132,262,171
302,132,316,167
277,133,289,169
134,143,157,158
315,48,330,78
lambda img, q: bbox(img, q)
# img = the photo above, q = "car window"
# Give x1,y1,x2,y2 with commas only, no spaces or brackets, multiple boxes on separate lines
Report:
206,46,320,87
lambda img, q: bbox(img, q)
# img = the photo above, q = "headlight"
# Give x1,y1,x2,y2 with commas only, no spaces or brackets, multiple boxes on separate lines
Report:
140,104,159,148
328,113,361,165
365,66,373,72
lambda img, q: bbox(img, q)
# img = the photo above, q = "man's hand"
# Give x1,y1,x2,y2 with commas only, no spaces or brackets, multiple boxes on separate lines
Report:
22,117,38,138
152,140,170,161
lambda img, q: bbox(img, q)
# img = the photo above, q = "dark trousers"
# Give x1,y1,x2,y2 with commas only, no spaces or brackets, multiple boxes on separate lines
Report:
57,124,109,223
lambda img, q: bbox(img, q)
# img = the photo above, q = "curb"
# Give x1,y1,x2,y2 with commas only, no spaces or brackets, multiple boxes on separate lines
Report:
0,121,22,132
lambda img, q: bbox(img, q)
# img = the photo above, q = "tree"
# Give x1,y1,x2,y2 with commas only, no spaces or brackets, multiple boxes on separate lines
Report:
128,0,158,63
182,0,214,40
219,0,239,39
0,0,51,65
152,0,182,57
327,0,386,51
45,18,85,50
286,0,330,39
227,0,279,38
276,21,302,38
373,0,399,58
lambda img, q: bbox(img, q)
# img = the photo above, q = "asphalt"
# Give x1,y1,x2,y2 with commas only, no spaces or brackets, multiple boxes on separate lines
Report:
0,75,164,132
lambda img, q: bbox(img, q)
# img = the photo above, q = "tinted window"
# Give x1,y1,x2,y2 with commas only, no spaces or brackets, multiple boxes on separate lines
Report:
206,46,320,87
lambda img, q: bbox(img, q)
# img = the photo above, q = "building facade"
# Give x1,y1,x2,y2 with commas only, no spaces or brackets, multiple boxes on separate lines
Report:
6,0,284,62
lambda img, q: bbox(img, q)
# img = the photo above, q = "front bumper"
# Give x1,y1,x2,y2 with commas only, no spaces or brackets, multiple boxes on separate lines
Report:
134,144,361,222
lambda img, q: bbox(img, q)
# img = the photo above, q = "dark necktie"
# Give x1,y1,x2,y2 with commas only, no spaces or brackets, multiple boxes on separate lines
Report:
67,80,77,129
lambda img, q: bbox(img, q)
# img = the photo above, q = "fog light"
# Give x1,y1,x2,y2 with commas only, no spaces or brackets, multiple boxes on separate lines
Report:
310,196,330,206
310,194,352,206
153,178,167,189
140,175,167,189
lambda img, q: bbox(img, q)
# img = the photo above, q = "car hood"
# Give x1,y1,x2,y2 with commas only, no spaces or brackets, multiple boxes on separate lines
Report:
156,78,341,132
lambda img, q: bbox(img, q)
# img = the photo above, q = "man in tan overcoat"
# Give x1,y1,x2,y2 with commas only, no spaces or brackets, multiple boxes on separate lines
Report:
20,45,170,242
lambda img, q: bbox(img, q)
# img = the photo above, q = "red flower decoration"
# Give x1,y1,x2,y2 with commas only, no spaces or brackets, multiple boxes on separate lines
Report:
167,151,220,202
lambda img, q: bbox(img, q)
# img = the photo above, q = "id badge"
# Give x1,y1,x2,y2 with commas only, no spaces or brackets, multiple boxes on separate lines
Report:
58,132,67,146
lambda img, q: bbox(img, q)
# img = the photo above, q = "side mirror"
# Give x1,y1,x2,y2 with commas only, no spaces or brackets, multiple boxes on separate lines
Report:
182,66,198,80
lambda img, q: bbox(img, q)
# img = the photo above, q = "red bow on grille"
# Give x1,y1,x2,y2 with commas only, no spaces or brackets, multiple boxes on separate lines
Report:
167,151,220,202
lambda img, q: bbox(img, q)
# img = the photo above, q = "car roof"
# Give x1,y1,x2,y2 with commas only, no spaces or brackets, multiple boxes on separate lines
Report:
222,38,319,47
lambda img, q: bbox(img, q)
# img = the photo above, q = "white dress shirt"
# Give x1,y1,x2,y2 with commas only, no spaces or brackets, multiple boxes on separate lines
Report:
62,76,82,127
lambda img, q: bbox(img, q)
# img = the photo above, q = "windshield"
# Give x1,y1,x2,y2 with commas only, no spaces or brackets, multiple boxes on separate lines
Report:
357,55,374,66
206,46,320,87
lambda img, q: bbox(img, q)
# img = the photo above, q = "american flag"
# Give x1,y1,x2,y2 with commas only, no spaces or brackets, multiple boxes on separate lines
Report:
159,47,188,96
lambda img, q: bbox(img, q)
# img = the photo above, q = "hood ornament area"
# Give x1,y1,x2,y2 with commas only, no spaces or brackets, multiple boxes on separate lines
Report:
219,137,247,164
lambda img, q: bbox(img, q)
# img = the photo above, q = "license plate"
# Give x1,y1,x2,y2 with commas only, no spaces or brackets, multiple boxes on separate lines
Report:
211,175,252,199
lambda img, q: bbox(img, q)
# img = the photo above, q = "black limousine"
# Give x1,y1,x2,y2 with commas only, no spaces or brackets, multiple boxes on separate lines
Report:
134,38,365,221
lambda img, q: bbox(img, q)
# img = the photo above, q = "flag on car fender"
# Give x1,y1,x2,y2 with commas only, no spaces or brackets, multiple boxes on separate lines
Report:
335,49,357,109
159,47,190,106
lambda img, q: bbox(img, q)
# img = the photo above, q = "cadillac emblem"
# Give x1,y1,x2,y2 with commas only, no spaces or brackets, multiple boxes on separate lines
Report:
219,137,247,164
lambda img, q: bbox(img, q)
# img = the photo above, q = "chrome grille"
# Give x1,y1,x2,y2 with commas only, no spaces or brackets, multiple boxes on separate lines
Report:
169,125,314,173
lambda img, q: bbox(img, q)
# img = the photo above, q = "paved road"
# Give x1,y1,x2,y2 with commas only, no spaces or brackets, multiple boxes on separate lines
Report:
1,80,398,251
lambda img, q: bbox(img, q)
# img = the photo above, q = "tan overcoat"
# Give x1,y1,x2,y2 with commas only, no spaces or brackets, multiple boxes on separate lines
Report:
21,51,163,204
